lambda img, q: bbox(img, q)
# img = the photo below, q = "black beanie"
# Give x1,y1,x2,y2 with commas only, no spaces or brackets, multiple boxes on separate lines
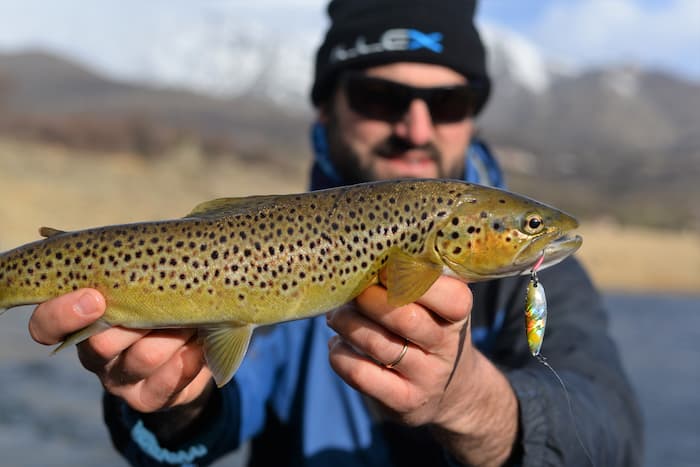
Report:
311,0,491,109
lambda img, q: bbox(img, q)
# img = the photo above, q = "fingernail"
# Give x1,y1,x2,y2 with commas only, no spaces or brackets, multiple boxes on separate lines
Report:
74,292,99,316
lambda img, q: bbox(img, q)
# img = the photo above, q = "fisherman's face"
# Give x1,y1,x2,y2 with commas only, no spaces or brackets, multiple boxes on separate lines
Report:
321,62,475,183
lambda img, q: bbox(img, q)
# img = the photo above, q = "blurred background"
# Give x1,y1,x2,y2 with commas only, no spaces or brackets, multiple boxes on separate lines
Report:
0,1,698,466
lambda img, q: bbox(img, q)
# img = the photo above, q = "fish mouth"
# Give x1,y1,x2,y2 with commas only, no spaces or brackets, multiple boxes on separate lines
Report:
517,233,583,275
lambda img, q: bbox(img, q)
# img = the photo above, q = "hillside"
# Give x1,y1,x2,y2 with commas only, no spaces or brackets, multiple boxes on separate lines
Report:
1,50,699,230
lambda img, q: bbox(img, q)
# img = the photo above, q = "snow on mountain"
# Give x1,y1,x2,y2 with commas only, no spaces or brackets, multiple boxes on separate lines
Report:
601,66,642,98
143,11,320,109
138,12,568,109
479,25,555,94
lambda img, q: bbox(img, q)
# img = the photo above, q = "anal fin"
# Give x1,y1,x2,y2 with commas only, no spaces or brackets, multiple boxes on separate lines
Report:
200,324,255,388
52,320,111,354
385,250,442,307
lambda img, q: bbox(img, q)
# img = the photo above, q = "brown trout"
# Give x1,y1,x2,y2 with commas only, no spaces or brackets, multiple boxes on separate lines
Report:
0,179,581,386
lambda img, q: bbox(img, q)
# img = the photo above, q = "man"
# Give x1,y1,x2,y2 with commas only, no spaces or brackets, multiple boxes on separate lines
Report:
27,0,643,465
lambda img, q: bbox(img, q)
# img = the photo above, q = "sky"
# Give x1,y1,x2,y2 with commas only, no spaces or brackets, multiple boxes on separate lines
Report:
0,0,698,82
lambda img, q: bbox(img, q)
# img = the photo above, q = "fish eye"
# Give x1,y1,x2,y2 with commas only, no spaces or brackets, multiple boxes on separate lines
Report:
523,214,544,234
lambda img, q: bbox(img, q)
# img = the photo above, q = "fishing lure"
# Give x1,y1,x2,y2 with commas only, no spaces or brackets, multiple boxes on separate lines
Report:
524,255,594,465
525,269,547,356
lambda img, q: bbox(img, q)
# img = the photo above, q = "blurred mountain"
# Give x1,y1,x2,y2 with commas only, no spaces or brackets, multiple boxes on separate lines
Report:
0,46,698,228
0,50,311,155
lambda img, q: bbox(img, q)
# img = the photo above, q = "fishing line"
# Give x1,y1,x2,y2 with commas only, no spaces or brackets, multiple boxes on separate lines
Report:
535,353,594,466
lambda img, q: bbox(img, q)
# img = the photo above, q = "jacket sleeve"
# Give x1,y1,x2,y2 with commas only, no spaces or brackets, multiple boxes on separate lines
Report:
101,319,313,466
494,257,643,466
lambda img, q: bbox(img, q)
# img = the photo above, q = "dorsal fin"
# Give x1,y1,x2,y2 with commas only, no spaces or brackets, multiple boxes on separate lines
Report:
39,227,67,238
185,194,281,219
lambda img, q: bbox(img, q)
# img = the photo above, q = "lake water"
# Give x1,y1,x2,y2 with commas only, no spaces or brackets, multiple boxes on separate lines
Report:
1,294,698,466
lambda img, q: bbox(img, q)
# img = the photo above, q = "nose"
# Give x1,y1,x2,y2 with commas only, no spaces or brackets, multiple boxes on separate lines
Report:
393,99,434,146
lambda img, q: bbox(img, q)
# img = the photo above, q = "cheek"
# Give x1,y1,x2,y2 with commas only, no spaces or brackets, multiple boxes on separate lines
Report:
339,121,390,167
434,123,473,159
436,120,473,154
334,93,390,152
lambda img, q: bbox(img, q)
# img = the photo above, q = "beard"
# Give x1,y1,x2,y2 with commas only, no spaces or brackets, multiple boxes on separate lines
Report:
325,113,465,185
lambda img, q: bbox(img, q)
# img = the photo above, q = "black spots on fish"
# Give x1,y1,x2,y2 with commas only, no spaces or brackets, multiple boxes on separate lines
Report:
451,217,459,226
480,211,488,219
499,199,507,204
452,247,462,255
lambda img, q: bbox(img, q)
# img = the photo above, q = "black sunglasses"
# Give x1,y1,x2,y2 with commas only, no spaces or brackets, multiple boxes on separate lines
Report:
340,72,488,124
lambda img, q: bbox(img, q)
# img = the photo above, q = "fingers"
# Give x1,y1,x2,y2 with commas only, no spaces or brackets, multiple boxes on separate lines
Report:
352,276,472,351
328,335,421,415
77,327,150,373
327,305,420,373
28,289,213,413
111,340,211,413
327,275,477,427
29,289,106,345
110,329,198,383
92,329,209,413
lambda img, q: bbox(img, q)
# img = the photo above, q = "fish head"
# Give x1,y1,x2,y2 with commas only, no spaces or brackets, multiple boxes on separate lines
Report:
433,190,582,281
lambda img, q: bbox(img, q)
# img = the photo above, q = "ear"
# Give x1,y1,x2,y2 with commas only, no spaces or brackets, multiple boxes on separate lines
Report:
317,101,331,124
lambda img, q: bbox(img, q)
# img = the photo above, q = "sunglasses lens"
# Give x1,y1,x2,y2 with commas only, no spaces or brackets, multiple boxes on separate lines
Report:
345,76,410,122
428,87,478,123
343,74,485,123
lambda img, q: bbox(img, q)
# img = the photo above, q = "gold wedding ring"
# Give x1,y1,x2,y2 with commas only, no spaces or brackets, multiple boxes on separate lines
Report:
384,339,408,369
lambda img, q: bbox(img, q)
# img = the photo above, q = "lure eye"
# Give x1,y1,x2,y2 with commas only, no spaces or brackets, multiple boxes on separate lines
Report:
523,214,545,234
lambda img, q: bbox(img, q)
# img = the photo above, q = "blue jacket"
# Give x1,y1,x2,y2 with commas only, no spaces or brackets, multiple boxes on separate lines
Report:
103,135,643,466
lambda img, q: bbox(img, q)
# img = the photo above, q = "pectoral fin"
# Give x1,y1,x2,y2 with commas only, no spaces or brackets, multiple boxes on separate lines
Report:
385,251,442,307
200,324,255,387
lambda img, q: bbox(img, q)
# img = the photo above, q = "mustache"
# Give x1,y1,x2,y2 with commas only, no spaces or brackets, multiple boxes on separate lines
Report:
373,135,441,161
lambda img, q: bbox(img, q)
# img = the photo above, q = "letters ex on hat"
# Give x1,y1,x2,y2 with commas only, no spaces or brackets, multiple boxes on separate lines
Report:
330,29,444,63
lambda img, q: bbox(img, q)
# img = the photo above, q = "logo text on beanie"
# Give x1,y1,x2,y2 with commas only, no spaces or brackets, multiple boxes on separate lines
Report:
330,29,443,63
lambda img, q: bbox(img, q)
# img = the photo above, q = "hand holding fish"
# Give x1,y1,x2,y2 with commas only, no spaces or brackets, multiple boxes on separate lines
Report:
29,288,213,414
327,275,518,467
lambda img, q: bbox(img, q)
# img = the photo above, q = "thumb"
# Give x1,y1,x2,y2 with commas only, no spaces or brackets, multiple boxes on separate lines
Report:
29,288,106,345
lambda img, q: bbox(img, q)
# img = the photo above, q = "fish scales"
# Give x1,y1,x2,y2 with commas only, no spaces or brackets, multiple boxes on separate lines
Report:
0,179,582,386
2,180,457,324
